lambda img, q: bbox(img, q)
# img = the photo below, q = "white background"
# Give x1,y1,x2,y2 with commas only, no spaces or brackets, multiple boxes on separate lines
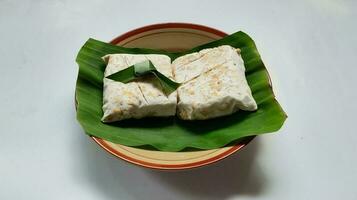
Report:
1,0,357,199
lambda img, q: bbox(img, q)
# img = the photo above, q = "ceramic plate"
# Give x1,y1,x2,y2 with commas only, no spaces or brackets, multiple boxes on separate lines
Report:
91,23,255,170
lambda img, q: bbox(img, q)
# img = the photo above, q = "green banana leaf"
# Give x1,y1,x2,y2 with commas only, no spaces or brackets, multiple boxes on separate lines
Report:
106,60,180,94
75,31,287,151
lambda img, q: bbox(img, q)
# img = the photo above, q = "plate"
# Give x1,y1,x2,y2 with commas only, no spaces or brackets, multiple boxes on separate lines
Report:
90,23,256,170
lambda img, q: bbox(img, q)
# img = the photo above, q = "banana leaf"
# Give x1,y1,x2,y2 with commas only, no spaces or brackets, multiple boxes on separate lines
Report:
75,31,287,151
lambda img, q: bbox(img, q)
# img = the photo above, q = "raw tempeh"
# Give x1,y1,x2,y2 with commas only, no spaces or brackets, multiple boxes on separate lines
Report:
102,54,176,122
173,45,257,120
